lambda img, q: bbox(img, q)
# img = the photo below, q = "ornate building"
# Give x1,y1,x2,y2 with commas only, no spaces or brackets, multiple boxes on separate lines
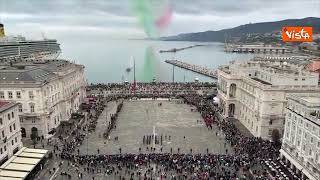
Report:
217,57,320,139
0,59,86,138
280,93,320,180
0,101,23,165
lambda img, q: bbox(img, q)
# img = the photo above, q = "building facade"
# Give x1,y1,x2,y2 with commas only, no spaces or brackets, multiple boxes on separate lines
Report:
217,58,320,139
0,59,86,138
280,93,320,180
0,101,23,165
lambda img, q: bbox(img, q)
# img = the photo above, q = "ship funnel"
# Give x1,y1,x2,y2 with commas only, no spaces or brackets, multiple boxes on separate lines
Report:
0,23,5,38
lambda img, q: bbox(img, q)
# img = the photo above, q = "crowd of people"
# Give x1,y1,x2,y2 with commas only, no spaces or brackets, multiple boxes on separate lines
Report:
63,153,247,179
87,82,216,92
87,82,216,98
43,82,300,179
103,101,123,139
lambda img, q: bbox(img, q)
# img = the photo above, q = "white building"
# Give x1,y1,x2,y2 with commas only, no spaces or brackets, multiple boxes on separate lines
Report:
0,59,86,138
0,101,23,165
217,58,320,139
280,93,320,180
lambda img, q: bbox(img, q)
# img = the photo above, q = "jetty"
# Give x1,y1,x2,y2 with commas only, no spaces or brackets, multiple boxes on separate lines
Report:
159,44,204,53
165,60,217,79
225,44,292,54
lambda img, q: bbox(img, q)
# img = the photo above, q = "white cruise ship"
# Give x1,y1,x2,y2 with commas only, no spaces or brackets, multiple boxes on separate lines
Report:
0,23,61,61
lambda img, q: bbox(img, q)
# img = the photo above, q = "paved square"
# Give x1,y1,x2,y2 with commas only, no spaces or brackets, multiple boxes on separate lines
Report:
79,99,232,155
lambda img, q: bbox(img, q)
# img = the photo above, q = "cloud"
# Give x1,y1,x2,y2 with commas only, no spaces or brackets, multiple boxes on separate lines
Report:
0,0,319,38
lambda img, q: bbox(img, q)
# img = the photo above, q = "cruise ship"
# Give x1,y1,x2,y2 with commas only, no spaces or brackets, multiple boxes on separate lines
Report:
0,23,61,61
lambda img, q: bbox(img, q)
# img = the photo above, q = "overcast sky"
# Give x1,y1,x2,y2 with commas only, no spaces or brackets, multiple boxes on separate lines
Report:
0,0,319,39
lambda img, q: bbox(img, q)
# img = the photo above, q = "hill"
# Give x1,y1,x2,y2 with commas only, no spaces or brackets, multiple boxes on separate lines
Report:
160,17,320,42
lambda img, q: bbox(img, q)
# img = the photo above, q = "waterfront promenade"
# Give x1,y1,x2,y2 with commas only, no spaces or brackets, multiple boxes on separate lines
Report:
165,60,217,78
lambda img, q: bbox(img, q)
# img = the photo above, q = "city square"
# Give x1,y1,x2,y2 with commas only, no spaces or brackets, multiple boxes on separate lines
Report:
79,99,232,155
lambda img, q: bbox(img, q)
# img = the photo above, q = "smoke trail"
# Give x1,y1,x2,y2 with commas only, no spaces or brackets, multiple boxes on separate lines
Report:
139,46,157,82
131,0,172,38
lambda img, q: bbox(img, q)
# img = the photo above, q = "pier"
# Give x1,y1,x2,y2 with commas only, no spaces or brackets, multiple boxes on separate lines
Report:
159,44,204,53
225,44,292,54
165,60,217,79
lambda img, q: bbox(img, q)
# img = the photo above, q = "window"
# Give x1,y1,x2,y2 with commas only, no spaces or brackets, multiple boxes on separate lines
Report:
318,141,320,148
268,129,273,136
0,118,2,125
15,137,17,143
16,91,21,99
0,148,2,154
1,131,4,138
9,126,12,133
11,112,14,118
302,78,305,81
8,91,13,99
29,91,34,99
11,140,14,145
30,103,35,113
32,119,36,123
13,123,16,130
4,145,6,151
0,91,4,99
294,78,298,81
311,137,314,143
7,113,10,120
19,117,23,123
18,104,22,112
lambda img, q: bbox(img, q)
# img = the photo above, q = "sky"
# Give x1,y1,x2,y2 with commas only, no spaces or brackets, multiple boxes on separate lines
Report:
0,0,319,39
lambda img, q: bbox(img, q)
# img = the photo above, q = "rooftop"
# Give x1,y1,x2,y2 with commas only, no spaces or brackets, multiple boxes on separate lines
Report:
288,93,320,107
251,77,272,85
0,101,18,113
0,101,10,108
0,59,83,83
300,97,320,105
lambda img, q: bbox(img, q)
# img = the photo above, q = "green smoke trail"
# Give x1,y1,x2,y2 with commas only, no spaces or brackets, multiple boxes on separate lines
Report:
139,46,156,82
132,0,158,38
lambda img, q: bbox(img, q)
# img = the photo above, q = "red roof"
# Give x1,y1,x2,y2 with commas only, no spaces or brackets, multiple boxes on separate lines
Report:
306,59,320,72
0,101,10,108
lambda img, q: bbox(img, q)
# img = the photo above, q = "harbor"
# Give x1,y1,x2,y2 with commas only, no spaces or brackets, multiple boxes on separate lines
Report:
165,59,217,79
225,44,292,54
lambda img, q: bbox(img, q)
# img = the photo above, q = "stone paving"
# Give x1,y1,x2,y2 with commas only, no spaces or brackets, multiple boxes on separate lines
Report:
32,99,234,180
79,99,233,155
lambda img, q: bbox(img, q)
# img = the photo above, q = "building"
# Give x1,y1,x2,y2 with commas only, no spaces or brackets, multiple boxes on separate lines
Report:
0,101,23,165
280,93,320,180
217,58,320,139
0,59,86,138
306,59,320,83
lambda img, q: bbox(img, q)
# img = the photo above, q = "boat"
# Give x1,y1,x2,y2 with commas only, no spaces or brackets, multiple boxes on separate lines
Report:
0,23,61,61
